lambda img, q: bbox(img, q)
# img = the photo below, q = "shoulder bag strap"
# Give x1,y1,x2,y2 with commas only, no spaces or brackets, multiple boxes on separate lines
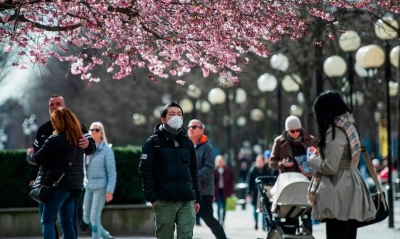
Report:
53,149,78,186
339,127,383,193
360,144,383,194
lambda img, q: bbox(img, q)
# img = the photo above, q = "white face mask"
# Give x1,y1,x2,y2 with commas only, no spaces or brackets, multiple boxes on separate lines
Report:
167,115,183,129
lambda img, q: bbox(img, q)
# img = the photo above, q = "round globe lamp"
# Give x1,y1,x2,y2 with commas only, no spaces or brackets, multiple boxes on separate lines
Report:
323,55,347,77
257,73,277,92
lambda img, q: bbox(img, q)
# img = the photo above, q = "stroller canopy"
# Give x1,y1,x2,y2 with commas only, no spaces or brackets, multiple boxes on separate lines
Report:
271,172,310,207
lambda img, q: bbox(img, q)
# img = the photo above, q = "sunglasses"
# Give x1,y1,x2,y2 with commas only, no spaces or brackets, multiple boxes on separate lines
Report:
90,128,101,133
188,125,202,130
289,129,301,133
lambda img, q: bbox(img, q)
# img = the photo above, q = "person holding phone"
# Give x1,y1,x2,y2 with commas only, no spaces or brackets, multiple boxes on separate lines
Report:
269,115,315,233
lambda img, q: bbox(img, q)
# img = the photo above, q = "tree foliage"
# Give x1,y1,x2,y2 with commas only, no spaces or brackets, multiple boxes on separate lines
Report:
0,0,399,83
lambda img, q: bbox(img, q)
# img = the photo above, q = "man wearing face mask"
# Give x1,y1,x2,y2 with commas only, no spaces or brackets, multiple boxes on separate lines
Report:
269,115,315,233
139,102,201,239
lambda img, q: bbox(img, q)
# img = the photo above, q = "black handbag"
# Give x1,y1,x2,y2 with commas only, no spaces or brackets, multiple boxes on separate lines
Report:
29,150,77,204
357,145,389,227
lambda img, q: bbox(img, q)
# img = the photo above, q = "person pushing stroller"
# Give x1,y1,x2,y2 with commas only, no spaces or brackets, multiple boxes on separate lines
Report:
269,115,315,233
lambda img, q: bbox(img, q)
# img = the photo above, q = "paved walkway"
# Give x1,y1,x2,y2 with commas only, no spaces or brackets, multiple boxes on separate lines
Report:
4,201,400,239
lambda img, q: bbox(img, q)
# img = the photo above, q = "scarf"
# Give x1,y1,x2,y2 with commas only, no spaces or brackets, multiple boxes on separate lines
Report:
160,124,183,135
285,132,303,143
307,113,360,205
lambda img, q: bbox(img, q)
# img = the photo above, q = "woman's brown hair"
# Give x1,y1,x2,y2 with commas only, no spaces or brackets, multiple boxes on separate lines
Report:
50,107,81,145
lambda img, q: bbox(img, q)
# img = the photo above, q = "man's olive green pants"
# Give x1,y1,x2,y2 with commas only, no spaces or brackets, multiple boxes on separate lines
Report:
153,200,195,239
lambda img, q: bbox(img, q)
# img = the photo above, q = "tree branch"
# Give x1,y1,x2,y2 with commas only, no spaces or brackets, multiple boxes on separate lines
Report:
2,14,82,31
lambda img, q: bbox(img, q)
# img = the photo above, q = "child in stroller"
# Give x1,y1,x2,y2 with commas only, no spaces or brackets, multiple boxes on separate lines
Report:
255,173,314,239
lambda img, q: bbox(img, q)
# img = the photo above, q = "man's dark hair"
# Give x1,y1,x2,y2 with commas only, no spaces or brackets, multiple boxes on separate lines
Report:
160,102,183,118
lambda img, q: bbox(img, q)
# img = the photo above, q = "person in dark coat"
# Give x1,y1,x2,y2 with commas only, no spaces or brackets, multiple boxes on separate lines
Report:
214,155,235,225
139,102,201,239
26,108,85,239
247,154,275,231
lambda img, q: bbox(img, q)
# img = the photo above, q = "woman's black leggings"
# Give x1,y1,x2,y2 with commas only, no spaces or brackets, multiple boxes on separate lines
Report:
325,219,358,239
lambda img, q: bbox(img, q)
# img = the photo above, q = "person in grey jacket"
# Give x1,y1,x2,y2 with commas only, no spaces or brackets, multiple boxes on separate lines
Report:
188,119,228,239
83,122,117,239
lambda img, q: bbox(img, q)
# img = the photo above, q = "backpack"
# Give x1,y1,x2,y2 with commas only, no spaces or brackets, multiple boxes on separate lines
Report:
149,134,161,158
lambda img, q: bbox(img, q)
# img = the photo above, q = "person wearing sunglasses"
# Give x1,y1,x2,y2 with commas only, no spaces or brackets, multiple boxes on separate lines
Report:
269,115,315,233
83,122,116,239
187,119,229,239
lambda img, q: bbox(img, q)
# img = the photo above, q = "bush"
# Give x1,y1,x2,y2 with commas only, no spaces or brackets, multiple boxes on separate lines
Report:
0,147,145,208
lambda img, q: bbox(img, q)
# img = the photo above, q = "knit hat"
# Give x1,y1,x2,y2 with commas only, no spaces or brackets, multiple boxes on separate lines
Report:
285,115,301,130
264,150,271,159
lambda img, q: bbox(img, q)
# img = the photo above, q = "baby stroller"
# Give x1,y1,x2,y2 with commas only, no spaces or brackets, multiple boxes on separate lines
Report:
256,173,314,239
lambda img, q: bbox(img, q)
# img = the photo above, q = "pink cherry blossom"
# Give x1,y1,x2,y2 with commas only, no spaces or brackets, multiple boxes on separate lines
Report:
0,0,398,83
4,45,12,53
176,80,185,85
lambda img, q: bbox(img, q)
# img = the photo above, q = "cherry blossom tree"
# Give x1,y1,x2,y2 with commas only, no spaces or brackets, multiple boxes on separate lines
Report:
0,0,399,83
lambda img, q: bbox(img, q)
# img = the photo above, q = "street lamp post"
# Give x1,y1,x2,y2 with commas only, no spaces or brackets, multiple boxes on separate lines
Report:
208,87,228,149
179,98,194,115
22,115,37,148
0,128,7,150
187,85,202,119
270,54,289,133
257,73,277,139
290,105,304,118
375,16,399,229
132,113,147,126
339,30,362,110
323,55,348,103
356,21,398,227
22,119,31,147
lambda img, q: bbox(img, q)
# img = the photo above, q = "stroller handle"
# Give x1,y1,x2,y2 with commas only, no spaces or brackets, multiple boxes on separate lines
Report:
256,177,277,230
255,175,278,186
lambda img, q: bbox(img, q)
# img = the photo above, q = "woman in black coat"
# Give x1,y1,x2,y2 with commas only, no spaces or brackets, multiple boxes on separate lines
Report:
27,107,84,239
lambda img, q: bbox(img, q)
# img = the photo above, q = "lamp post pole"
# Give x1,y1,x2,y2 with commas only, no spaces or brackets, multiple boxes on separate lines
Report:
347,53,355,110
277,81,282,135
384,40,394,228
315,39,324,97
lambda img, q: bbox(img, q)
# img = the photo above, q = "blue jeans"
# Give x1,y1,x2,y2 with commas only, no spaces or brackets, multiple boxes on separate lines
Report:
41,187,76,239
216,194,226,223
83,188,110,239
253,205,266,228
39,195,79,239
39,203,59,239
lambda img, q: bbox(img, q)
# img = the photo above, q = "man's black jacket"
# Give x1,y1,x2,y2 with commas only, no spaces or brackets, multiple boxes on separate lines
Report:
138,124,201,204
30,120,96,180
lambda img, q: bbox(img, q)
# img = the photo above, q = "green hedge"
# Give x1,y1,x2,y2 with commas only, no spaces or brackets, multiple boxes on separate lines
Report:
0,147,145,208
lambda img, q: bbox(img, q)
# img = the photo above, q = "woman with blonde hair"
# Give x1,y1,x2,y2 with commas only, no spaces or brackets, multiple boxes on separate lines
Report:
27,107,85,239
83,122,117,239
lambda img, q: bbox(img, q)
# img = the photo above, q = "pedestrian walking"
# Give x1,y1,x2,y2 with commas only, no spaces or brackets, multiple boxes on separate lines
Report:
83,122,116,239
214,155,235,225
29,94,96,239
26,108,86,239
188,119,229,239
247,154,276,231
308,91,376,239
139,102,201,239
